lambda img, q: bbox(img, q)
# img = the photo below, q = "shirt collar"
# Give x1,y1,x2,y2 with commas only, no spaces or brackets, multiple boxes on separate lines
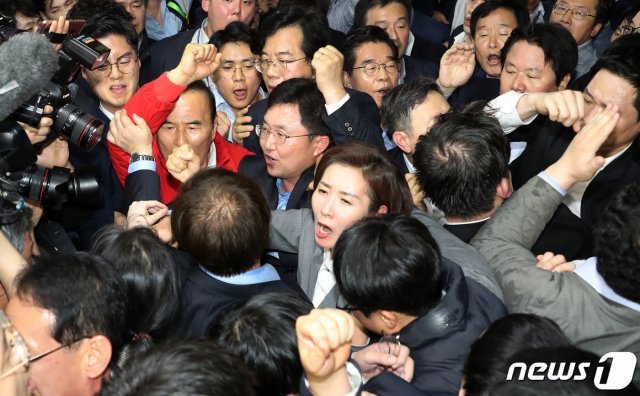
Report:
403,153,415,174
199,263,281,285
99,103,115,120
574,257,640,312
405,32,415,56
191,19,210,44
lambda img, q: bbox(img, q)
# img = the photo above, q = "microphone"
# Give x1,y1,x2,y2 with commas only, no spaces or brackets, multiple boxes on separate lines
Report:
0,33,58,122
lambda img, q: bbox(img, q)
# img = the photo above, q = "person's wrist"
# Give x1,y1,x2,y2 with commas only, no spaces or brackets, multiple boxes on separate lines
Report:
308,367,352,396
544,162,575,191
320,83,347,105
166,68,192,87
131,145,153,156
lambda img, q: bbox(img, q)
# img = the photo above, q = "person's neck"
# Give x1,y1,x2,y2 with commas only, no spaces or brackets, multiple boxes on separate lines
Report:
390,313,418,333
282,176,300,193
445,196,503,224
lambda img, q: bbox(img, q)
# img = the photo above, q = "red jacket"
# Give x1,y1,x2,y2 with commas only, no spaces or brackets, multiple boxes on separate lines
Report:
108,73,251,203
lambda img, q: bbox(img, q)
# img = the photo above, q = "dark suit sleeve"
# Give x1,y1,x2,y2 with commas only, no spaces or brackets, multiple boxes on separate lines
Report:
323,90,385,149
125,169,161,207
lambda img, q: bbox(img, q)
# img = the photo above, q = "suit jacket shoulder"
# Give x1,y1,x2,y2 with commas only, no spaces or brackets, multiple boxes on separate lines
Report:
140,29,197,84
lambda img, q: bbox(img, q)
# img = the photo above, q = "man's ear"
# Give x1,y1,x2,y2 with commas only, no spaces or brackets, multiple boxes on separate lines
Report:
81,67,88,81
496,175,513,200
201,0,210,12
392,131,412,154
558,74,571,91
590,22,603,38
376,205,388,215
82,335,113,380
342,71,352,89
312,135,331,157
378,310,398,331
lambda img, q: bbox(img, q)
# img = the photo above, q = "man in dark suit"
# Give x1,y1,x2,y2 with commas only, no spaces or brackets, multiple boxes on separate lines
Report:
353,0,445,69
381,78,450,174
414,110,512,243
168,168,297,337
140,0,257,84
232,7,385,154
496,41,640,260
238,79,331,289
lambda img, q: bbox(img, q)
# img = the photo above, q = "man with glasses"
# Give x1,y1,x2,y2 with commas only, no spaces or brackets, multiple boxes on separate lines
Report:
209,21,265,141
4,253,127,396
232,7,385,154
141,0,256,84
238,78,330,289
548,0,613,78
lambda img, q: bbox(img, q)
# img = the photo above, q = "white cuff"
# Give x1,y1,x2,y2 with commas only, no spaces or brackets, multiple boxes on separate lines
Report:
325,93,350,115
486,91,538,134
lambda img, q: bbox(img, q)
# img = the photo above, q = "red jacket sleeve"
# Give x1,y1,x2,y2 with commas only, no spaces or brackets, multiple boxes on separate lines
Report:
108,73,187,186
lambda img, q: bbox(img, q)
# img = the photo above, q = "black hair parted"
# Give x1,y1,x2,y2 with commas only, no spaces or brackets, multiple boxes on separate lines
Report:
381,77,442,134
413,108,510,219
209,20,261,56
342,25,399,73
593,181,640,303
333,214,441,317
258,6,329,60
470,0,530,38
501,23,578,86
266,78,330,137
80,11,138,54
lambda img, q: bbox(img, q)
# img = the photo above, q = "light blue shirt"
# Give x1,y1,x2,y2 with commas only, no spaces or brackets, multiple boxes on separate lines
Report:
145,0,194,41
199,263,281,285
276,178,291,210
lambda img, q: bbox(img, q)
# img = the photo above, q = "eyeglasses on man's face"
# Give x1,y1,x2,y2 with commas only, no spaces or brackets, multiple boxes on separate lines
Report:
255,57,307,73
352,60,400,77
258,125,315,146
552,3,596,20
217,61,260,79
92,55,138,78
0,310,89,381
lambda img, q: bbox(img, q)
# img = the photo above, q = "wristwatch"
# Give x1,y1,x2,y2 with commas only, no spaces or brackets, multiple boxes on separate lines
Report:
129,153,155,164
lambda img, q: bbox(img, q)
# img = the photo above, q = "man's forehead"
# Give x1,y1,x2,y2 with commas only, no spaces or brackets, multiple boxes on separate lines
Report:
557,0,596,9
368,2,410,21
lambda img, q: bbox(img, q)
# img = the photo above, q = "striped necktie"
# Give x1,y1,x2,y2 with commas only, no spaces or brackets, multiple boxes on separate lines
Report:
167,0,188,31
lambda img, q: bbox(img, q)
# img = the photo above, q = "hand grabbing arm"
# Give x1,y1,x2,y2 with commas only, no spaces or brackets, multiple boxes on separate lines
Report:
108,110,154,156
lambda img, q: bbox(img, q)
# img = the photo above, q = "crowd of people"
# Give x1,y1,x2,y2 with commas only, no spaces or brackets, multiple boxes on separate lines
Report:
0,0,639,394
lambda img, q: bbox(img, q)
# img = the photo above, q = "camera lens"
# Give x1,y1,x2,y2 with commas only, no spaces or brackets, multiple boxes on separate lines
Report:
12,165,100,210
53,104,105,151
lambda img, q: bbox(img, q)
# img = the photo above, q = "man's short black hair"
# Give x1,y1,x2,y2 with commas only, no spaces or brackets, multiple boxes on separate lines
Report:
334,215,441,317
0,0,40,18
258,6,330,61
209,21,261,56
381,77,442,134
14,252,127,362
353,0,412,29
278,0,331,16
592,34,640,117
266,78,330,137
183,80,217,123
208,293,313,396
100,339,256,396
470,0,530,38
462,314,571,395
589,0,614,26
171,168,271,276
67,0,132,22
593,181,640,303
342,25,399,74
80,11,138,53
501,23,578,86
413,108,510,219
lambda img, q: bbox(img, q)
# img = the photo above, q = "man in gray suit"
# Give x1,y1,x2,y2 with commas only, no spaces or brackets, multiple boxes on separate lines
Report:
471,103,640,374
